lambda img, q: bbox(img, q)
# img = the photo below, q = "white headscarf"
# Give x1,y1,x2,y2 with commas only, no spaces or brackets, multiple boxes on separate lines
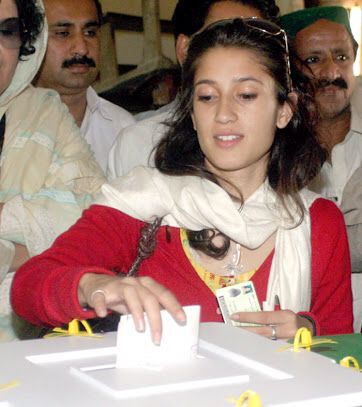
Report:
0,0,48,113
97,167,320,313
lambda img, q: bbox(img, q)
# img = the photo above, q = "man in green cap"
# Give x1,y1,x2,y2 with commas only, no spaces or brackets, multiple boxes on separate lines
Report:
280,6,362,332
280,6,358,139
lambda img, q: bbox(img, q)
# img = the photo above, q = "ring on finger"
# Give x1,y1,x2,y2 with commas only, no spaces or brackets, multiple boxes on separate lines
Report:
90,289,106,304
270,324,277,341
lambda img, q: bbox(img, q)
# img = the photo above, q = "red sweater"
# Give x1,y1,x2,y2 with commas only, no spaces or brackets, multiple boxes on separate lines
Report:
11,198,353,335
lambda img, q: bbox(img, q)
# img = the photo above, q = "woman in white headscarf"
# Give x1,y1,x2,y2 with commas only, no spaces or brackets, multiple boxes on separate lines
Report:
0,0,105,340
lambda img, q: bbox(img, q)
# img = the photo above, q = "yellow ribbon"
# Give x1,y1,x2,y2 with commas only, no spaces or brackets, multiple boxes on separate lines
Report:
340,356,361,372
228,390,262,406
293,327,312,351
0,380,20,391
277,327,337,352
43,319,102,339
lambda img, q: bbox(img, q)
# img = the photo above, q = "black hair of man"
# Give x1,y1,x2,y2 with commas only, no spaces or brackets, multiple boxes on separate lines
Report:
171,0,280,39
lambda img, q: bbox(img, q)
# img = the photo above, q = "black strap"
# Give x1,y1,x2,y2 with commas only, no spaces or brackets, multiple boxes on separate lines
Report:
85,219,162,334
0,115,5,155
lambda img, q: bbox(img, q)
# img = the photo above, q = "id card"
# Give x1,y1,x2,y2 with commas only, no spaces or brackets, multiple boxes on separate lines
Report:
216,281,261,327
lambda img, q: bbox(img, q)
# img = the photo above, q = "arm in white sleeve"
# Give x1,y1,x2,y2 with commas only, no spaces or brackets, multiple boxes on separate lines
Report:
341,165,362,273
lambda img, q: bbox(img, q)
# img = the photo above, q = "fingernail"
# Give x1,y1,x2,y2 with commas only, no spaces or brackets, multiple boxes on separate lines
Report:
176,310,187,324
153,331,161,346
230,314,240,321
136,318,145,332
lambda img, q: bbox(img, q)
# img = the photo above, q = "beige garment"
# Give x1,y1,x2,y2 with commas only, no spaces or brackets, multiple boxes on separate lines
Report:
0,0,104,260
0,86,105,254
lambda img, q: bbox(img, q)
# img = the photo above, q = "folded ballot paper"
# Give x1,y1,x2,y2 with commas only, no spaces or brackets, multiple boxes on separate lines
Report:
116,305,200,369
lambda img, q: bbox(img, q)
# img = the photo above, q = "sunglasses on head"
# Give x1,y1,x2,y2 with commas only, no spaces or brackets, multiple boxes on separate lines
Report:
243,18,292,92
194,17,293,92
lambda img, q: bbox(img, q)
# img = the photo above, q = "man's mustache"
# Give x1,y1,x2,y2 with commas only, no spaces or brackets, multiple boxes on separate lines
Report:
62,56,96,69
315,77,348,90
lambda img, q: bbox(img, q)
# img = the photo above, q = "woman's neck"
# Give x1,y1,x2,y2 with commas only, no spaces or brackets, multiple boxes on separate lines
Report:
209,163,267,202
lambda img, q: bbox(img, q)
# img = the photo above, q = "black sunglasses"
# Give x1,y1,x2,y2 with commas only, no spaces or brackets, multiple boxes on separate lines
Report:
0,18,21,50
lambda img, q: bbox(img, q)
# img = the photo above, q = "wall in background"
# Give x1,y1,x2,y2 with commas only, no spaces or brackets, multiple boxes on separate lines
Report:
100,0,304,18
99,0,304,68
101,0,177,19
100,0,177,66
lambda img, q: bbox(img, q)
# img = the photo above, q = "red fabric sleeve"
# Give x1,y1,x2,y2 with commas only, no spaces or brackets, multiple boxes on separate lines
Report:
11,205,141,326
308,198,353,335
252,198,353,335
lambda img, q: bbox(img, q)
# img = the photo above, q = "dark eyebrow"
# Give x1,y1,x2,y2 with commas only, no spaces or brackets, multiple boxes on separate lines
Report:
84,21,100,28
194,77,263,86
302,49,323,55
49,20,99,29
332,47,351,54
194,79,216,86
0,17,20,25
302,46,351,56
49,21,73,29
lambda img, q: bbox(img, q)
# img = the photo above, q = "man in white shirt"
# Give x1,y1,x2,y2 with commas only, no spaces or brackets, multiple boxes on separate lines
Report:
34,0,135,173
107,0,281,179
280,6,362,331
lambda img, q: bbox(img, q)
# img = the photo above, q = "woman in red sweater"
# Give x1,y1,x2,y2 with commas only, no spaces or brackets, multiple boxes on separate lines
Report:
12,18,353,343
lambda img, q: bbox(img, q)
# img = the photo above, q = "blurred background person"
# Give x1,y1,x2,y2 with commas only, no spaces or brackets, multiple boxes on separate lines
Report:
34,0,135,173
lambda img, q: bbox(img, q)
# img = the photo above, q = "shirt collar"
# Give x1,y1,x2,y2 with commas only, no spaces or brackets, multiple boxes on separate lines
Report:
86,87,100,113
86,87,113,121
350,86,362,136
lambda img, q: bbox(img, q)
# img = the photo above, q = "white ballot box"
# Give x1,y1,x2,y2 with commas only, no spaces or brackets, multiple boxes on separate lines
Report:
1,312,362,406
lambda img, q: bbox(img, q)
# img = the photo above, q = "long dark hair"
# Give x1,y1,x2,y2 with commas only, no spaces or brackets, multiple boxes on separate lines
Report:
155,18,326,258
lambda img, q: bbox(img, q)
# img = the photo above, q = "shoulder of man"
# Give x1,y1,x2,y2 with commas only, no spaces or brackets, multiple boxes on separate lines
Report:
351,79,362,113
119,109,173,143
97,96,135,123
341,164,362,222
86,87,135,128
107,110,172,179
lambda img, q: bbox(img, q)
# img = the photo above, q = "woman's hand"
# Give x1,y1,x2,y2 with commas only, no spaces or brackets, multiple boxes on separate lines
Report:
78,273,186,344
230,310,314,340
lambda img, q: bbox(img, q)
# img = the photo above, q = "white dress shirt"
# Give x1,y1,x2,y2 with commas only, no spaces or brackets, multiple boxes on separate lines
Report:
309,84,362,205
81,87,135,174
107,102,175,179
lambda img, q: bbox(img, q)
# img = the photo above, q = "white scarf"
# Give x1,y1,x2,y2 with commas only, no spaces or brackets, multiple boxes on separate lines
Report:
96,167,320,312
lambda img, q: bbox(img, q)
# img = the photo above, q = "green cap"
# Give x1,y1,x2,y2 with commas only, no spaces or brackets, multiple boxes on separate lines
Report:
278,6,352,39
